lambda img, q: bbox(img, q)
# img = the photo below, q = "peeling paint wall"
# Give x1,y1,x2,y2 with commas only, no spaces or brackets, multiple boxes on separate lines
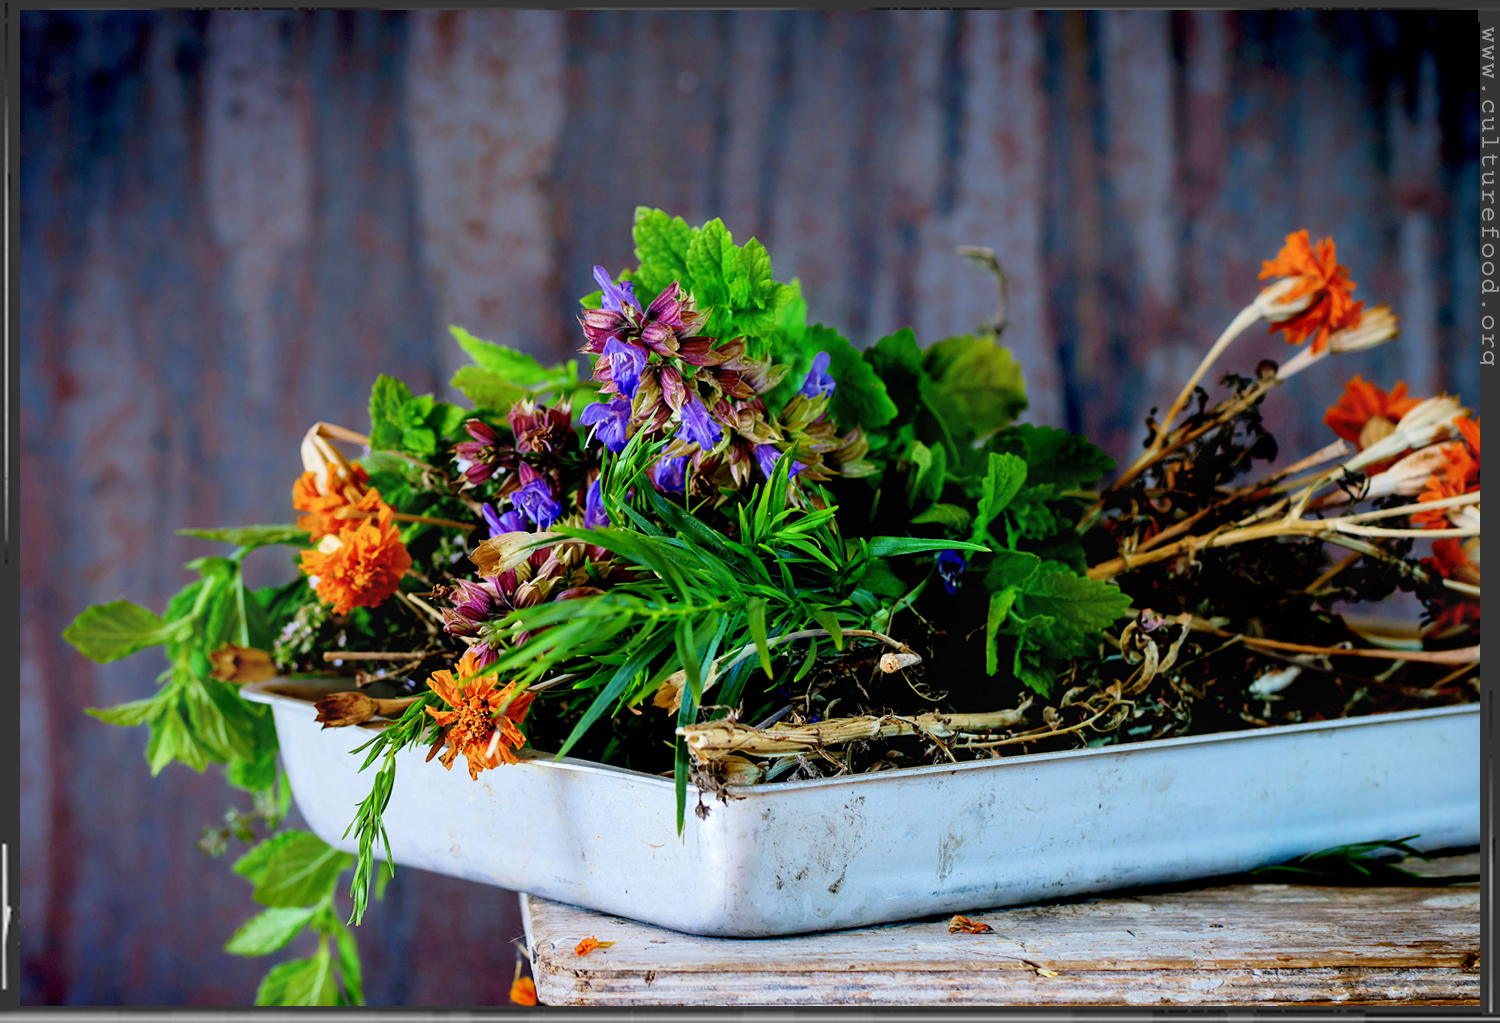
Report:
19,10,1478,1005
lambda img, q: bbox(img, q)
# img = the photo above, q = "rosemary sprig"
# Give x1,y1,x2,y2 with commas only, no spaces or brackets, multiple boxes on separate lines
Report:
342,692,436,925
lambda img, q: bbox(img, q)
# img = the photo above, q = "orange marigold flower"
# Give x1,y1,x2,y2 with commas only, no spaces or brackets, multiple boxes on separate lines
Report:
424,649,535,779
1259,230,1364,353
1412,444,1478,529
1323,376,1422,449
1425,538,1475,581
509,978,537,1006
293,463,370,540
297,491,412,614
1455,415,1481,466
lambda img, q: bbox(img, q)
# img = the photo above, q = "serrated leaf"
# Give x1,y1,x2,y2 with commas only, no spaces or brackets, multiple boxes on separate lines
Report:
920,334,1028,442
227,745,279,793
86,697,160,728
253,832,351,908
910,503,972,532
234,830,324,886
449,365,528,411
449,326,556,384
806,324,898,430
177,525,310,550
63,601,172,663
632,207,697,298
226,906,317,956
985,549,1042,592
972,452,1028,546
368,375,413,451
995,423,1116,490
255,951,338,1007
400,426,436,457
686,217,733,308
1013,563,1133,660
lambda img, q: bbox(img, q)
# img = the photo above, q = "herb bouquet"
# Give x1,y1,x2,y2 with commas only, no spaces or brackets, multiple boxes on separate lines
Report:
66,213,1478,1005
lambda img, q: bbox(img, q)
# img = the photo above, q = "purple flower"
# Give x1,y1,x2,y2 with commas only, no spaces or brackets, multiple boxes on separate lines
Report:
603,337,648,400
799,350,835,399
482,502,527,538
514,477,562,529
754,443,806,480
676,396,723,452
593,265,642,314
578,397,633,453
584,478,610,530
936,550,967,595
652,455,688,494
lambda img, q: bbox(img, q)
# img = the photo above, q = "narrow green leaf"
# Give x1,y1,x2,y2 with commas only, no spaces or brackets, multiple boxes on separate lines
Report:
809,608,844,651
177,525,310,549
746,597,773,677
984,588,1018,677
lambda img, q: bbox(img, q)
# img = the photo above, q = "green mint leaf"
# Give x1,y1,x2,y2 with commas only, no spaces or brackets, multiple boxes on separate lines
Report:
920,334,1028,442
994,423,1115,491
972,452,1028,546
1006,484,1061,542
330,916,364,1005
396,393,435,428
632,207,697,299
226,746,280,793
255,950,339,1007
252,831,352,908
806,324,898,430
234,831,309,886
449,365,528,411
985,549,1042,592
63,600,173,663
686,217,732,309
85,695,162,728
368,375,413,451
448,326,557,384
910,502,972,532
399,426,437,457
226,906,318,957
1013,563,1133,661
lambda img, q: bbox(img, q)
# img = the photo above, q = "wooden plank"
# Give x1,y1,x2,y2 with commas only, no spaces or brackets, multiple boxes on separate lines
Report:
522,855,1479,1005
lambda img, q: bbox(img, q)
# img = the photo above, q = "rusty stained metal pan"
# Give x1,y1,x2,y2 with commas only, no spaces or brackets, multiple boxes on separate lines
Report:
242,679,1480,938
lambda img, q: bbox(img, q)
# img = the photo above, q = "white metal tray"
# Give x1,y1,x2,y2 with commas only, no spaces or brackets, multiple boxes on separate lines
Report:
243,680,1480,938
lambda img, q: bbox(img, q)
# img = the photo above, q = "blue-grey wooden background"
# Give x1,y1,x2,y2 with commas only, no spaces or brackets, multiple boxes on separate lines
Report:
19,9,1479,1005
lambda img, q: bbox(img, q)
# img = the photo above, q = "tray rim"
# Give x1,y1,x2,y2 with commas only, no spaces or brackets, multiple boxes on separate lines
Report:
242,677,1481,797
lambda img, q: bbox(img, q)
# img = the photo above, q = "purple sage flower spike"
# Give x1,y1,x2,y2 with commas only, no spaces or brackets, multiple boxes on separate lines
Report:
603,337,647,400
578,397,633,453
584,478,611,530
799,350,835,399
482,502,527,539
513,477,562,529
593,266,642,314
652,455,689,495
676,395,723,452
754,443,806,480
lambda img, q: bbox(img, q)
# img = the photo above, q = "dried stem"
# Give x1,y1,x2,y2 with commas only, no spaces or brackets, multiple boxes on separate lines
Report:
322,651,431,662
679,702,1033,762
1187,618,1480,664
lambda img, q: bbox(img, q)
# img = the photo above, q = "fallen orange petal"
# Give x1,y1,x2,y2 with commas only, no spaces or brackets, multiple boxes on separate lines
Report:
509,976,537,1006
575,936,601,956
948,914,994,934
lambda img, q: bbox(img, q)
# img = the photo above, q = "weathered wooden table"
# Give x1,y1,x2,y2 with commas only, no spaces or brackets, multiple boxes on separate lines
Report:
520,854,1480,1006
